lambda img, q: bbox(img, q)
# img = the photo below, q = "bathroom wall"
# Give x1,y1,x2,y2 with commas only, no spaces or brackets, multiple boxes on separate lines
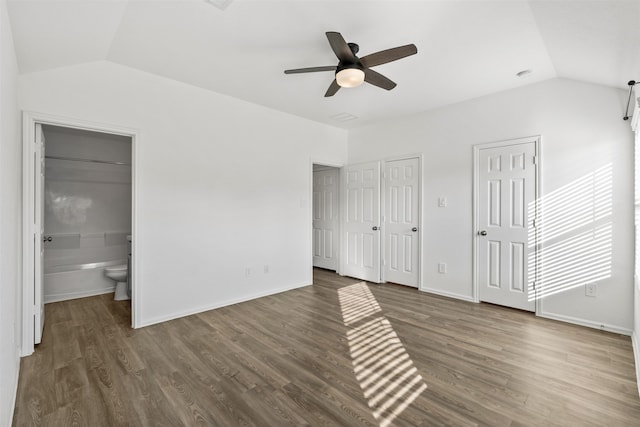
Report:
42,124,132,302
0,0,21,424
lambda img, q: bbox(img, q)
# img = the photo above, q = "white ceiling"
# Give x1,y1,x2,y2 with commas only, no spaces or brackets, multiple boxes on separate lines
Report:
7,0,640,128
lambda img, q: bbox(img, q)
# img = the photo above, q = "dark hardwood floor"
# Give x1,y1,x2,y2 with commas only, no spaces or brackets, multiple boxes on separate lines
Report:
13,269,640,426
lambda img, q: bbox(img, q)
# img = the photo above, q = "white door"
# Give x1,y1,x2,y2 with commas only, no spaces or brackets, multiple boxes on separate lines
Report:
477,141,536,311
34,124,45,344
313,168,339,270
384,158,420,287
343,161,381,282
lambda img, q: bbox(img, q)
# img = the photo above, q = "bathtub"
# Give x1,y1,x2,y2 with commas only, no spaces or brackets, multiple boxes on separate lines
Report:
43,232,129,303
44,259,126,303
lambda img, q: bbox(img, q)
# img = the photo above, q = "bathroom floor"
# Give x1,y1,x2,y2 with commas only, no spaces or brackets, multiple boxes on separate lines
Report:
12,270,640,426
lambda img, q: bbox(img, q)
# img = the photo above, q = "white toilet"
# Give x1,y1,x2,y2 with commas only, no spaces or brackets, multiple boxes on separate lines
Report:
104,264,129,301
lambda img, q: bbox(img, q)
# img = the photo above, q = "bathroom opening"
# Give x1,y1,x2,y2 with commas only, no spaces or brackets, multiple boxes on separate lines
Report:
42,125,132,317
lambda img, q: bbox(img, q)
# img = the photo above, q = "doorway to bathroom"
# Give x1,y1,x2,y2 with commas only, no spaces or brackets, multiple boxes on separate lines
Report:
22,112,139,356
41,124,131,301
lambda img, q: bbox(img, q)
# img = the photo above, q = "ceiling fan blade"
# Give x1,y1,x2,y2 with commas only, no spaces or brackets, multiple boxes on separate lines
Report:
364,69,397,91
326,31,355,62
324,79,341,97
360,44,417,68
284,66,336,74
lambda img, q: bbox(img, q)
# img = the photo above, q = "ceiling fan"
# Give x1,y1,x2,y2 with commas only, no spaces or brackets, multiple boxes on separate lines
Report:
284,31,418,97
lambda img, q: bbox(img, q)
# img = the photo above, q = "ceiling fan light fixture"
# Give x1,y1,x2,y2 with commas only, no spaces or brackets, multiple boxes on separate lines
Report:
336,68,365,88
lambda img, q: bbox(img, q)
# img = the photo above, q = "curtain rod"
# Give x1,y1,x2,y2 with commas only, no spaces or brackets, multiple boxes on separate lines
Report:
623,80,637,121
45,155,130,166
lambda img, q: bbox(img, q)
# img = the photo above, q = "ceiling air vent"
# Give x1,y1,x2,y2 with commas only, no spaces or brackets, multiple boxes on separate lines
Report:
330,112,358,122
204,0,233,11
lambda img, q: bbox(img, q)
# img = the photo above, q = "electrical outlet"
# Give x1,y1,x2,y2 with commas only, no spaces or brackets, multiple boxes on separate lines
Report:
438,197,448,207
585,283,597,297
438,262,447,274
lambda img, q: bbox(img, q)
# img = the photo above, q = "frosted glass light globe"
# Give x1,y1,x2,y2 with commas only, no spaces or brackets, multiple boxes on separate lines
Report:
336,68,365,88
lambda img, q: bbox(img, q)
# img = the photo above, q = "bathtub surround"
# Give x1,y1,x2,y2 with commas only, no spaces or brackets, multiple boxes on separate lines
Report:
0,0,21,425
42,125,131,303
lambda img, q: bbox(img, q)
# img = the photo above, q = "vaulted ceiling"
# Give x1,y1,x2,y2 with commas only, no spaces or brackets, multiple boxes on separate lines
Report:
7,0,640,128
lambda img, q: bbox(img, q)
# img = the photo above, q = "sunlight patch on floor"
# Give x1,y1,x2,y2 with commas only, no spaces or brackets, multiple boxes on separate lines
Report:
338,282,427,427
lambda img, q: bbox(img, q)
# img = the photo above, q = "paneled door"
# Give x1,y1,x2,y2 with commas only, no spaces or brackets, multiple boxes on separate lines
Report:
313,168,339,271
477,141,536,311
342,161,381,282
384,158,420,287
34,123,46,344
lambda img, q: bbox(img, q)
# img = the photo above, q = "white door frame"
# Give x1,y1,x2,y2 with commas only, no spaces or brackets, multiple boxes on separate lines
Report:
381,154,424,289
310,160,343,278
21,111,141,356
472,136,541,313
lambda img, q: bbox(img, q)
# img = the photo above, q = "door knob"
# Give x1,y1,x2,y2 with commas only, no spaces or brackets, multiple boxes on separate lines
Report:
478,230,487,236
372,226,378,231
412,227,418,232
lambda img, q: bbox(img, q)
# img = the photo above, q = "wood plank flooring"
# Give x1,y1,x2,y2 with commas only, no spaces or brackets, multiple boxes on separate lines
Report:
13,269,640,426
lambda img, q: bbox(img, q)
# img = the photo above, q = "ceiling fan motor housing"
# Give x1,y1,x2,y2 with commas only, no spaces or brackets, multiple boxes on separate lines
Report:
336,61,364,74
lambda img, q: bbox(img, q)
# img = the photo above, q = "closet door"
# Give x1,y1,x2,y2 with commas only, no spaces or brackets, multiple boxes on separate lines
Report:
477,141,536,311
384,158,420,287
342,162,381,283
313,168,339,271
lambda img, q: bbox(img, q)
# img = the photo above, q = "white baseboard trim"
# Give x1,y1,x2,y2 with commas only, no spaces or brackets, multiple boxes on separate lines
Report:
8,351,20,427
538,310,632,336
138,281,312,328
44,286,115,303
420,286,476,303
632,332,640,398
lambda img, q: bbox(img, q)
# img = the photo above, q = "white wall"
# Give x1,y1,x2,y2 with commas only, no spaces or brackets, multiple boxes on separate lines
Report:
349,78,634,333
0,0,22,424
633,99,640,395
19,60,348,326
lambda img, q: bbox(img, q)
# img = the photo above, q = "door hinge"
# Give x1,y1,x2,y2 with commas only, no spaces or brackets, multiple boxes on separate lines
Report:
532,218,536,228
33,304,38,316
532,156,537,165
532,282,536,290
